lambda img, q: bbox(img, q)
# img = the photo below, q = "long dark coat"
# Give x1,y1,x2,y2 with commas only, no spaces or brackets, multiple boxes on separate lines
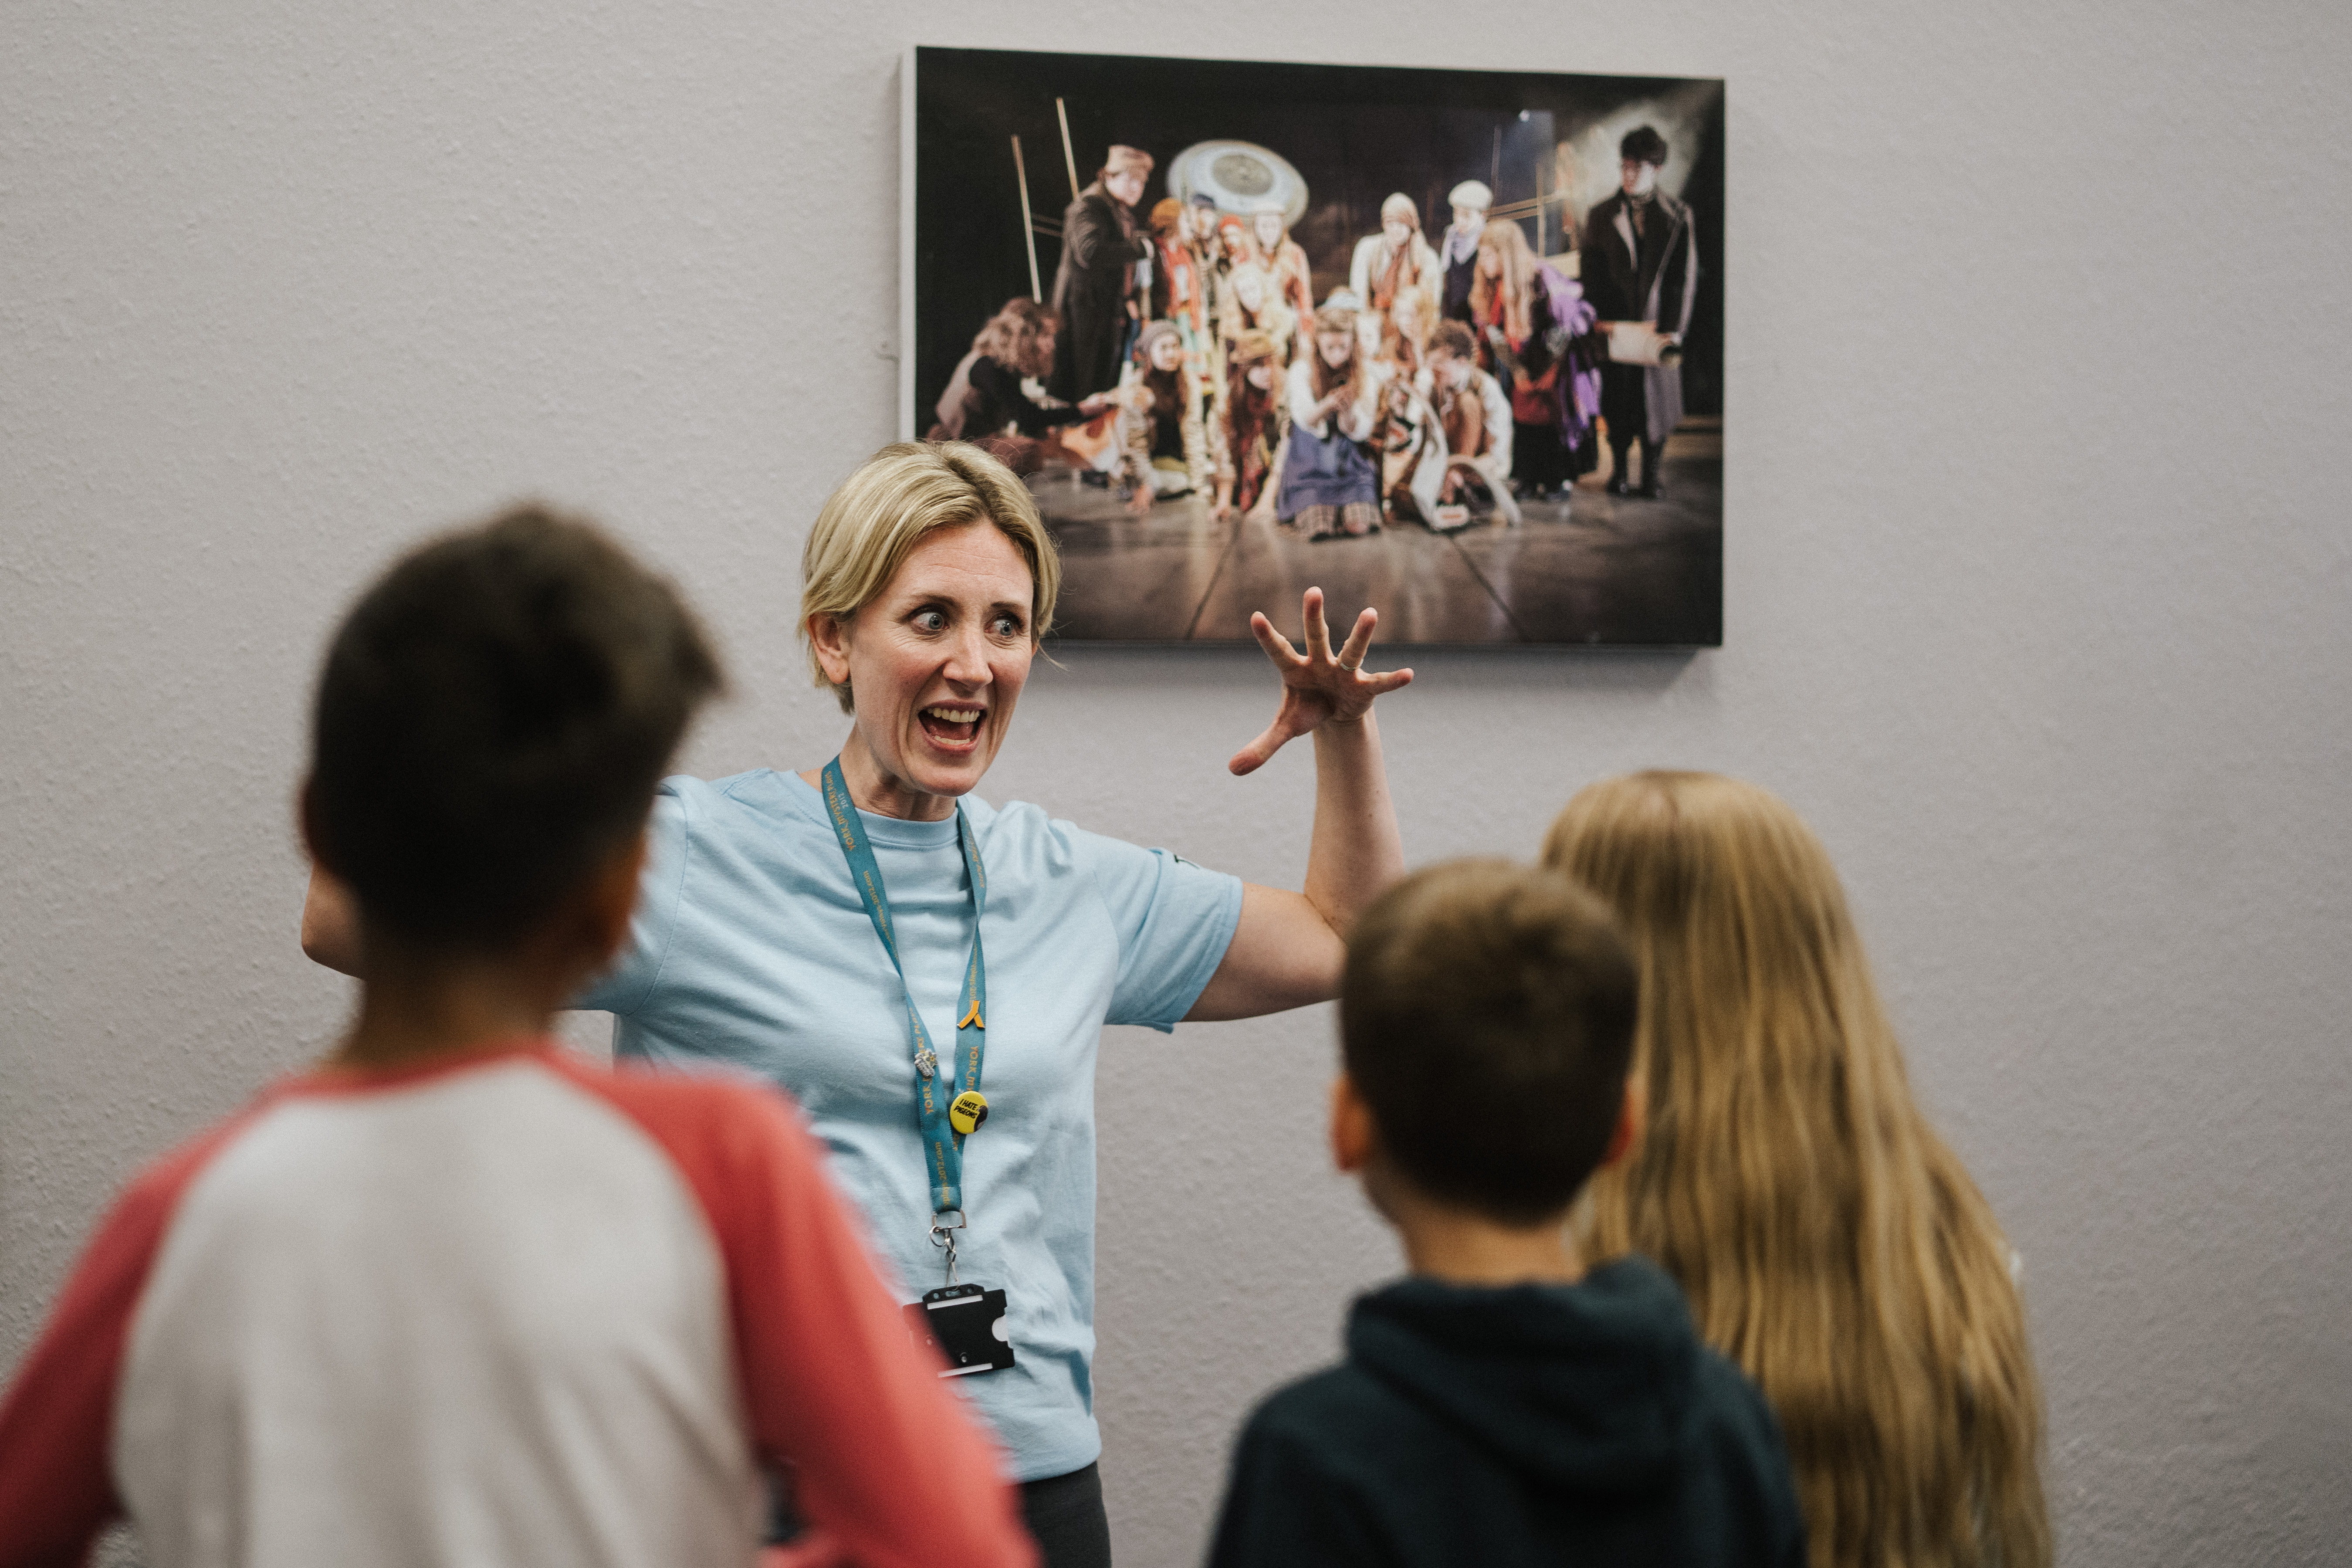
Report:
1580,190,1699,445
1049,185,1140,403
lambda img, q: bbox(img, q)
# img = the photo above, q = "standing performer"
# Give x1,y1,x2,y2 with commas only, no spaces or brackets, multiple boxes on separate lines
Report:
303,443,1415,1568
1247,201,1317,346
1220,262,1298,370
1469,220,1601,503
1580,125,1698,498
1348,193,1442,366
1049,145,1155,405
1438,179,1492,322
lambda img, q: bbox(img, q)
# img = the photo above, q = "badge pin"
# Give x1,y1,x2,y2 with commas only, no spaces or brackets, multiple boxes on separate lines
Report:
914,1048,938,1080
949,1090,990,1136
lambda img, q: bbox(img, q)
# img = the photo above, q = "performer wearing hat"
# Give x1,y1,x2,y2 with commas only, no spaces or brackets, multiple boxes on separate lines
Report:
1580,125,1697,498
1050,145,1156,405
1440,179,1493,322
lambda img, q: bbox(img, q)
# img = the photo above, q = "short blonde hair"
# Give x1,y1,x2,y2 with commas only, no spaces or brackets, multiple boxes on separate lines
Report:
800,441,1061,712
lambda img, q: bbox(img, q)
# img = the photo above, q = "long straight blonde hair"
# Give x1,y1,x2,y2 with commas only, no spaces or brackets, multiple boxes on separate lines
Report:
1544,772,2049,1568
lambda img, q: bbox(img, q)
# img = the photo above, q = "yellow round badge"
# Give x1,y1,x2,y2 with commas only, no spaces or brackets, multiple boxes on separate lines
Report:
948,1090,990,1136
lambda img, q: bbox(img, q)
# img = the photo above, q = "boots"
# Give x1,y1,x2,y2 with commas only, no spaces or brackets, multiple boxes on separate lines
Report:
1638,437,1666,498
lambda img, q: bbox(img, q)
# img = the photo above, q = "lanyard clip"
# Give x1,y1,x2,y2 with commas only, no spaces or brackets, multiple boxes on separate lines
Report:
930,1209,966,1286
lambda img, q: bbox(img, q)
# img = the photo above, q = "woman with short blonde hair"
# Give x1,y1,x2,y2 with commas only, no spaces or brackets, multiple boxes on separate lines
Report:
597,440,1411,1567
1543,772,2050,1568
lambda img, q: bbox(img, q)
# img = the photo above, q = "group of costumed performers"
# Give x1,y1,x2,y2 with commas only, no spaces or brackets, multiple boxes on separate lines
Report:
930,125,1697,530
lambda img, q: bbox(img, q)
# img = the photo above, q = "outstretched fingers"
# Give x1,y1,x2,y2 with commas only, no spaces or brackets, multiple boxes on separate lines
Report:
1333,606,1379,671
1249,610,1302,669
1300,586,1333,665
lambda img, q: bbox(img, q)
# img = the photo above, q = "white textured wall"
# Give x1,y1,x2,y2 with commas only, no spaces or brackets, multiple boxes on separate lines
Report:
5,3,2348,1563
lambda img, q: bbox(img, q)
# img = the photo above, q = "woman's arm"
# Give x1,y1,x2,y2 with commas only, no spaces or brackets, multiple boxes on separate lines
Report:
1185,589,1410,1021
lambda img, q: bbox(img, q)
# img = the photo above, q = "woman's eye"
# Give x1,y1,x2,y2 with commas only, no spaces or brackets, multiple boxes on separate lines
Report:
991,614,1023,637
914,610,947,633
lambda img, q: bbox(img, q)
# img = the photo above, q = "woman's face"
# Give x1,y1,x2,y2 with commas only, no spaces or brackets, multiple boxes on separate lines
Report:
813,523,1036,812
1030,327,1056,376
1233,270,1265,312
1245,361,1275,391
1383,218,1414,250
1478,242,1503,280
1105,169,1147,207
1317,327,1354,369
1253,212,1283,251
1148,333,1184,373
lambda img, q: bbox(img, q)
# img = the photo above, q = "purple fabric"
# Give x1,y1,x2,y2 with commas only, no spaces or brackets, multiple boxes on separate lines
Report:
1276,426,1378,519
1534,263,1602,451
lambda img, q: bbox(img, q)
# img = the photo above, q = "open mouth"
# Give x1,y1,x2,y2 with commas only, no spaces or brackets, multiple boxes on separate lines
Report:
917,705,985,747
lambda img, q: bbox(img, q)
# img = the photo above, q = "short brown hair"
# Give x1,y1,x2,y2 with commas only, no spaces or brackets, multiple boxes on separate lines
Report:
1341,859,1638,1226
309,506,722,952
1425,320,1477,362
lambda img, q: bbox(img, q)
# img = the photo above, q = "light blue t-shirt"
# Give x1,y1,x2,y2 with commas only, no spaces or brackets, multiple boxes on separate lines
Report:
579,770,1245,1481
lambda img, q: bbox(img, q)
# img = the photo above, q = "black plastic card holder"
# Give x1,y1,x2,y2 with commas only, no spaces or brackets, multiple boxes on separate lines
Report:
904,1283,1016,1377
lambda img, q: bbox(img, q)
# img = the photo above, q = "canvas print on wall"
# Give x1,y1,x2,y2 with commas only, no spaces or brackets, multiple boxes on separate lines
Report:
904,47,1723,646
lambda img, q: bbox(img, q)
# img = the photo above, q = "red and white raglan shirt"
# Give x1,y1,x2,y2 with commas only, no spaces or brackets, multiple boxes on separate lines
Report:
0,1044,1036,1568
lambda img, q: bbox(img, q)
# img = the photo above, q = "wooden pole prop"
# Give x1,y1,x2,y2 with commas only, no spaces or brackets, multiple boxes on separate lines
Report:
1056,98,1080,200
1012,135,1042,302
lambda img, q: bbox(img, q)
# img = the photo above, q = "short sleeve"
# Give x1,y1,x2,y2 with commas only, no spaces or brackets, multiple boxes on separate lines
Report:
1069,827,1244,1032
573,781,692,1017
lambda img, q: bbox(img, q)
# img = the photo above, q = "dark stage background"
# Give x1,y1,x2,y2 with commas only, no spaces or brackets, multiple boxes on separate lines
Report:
910,47,1725,434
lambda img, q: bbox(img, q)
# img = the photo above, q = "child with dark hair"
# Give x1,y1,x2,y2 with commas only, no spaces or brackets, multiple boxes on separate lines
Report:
0,508,1035,1568
1208,859,1805,1568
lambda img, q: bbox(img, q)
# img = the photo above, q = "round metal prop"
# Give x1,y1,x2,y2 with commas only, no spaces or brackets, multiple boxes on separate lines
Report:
1168,139,1309,225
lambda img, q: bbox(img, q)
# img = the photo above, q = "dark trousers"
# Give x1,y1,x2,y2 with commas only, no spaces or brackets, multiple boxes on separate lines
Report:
771,1460,1111,1567
1022,1462,1112,1568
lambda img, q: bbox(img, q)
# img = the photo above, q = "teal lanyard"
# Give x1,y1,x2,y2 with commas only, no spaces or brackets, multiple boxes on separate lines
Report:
819,758,988,1220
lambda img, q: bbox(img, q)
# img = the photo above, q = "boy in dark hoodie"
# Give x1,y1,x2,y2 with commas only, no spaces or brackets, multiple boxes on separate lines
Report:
1207,859,1806,1568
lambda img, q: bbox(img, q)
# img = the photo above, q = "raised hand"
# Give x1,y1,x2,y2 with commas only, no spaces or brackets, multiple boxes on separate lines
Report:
1228,587,1414,776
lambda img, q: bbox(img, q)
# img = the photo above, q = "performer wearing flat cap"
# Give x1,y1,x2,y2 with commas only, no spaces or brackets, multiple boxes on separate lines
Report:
1050,144,1156,405
1440,179,1493,323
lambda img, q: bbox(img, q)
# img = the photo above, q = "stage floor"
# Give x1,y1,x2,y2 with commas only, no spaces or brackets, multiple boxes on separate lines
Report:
1037,420,1721,647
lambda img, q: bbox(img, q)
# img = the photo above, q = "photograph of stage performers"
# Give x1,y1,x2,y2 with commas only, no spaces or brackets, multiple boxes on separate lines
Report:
1581,125,1699,499
908,48,1723,647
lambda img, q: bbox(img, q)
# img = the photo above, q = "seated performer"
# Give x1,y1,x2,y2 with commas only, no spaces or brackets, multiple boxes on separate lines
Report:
1414,320,1521,528
1212,330,1289,523
1279,291,1388,542
930,298,1115,472
1114,321,1212,512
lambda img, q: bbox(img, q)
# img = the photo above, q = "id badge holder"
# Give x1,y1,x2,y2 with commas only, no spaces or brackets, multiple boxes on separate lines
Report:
904,1283,1016,1378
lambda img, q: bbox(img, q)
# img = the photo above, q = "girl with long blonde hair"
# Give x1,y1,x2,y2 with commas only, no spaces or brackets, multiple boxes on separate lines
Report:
1543,772,2049,1568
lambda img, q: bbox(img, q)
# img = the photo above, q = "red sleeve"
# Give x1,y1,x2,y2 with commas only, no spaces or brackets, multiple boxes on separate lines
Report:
0,1119,249,1568
568,1061,1036,1568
